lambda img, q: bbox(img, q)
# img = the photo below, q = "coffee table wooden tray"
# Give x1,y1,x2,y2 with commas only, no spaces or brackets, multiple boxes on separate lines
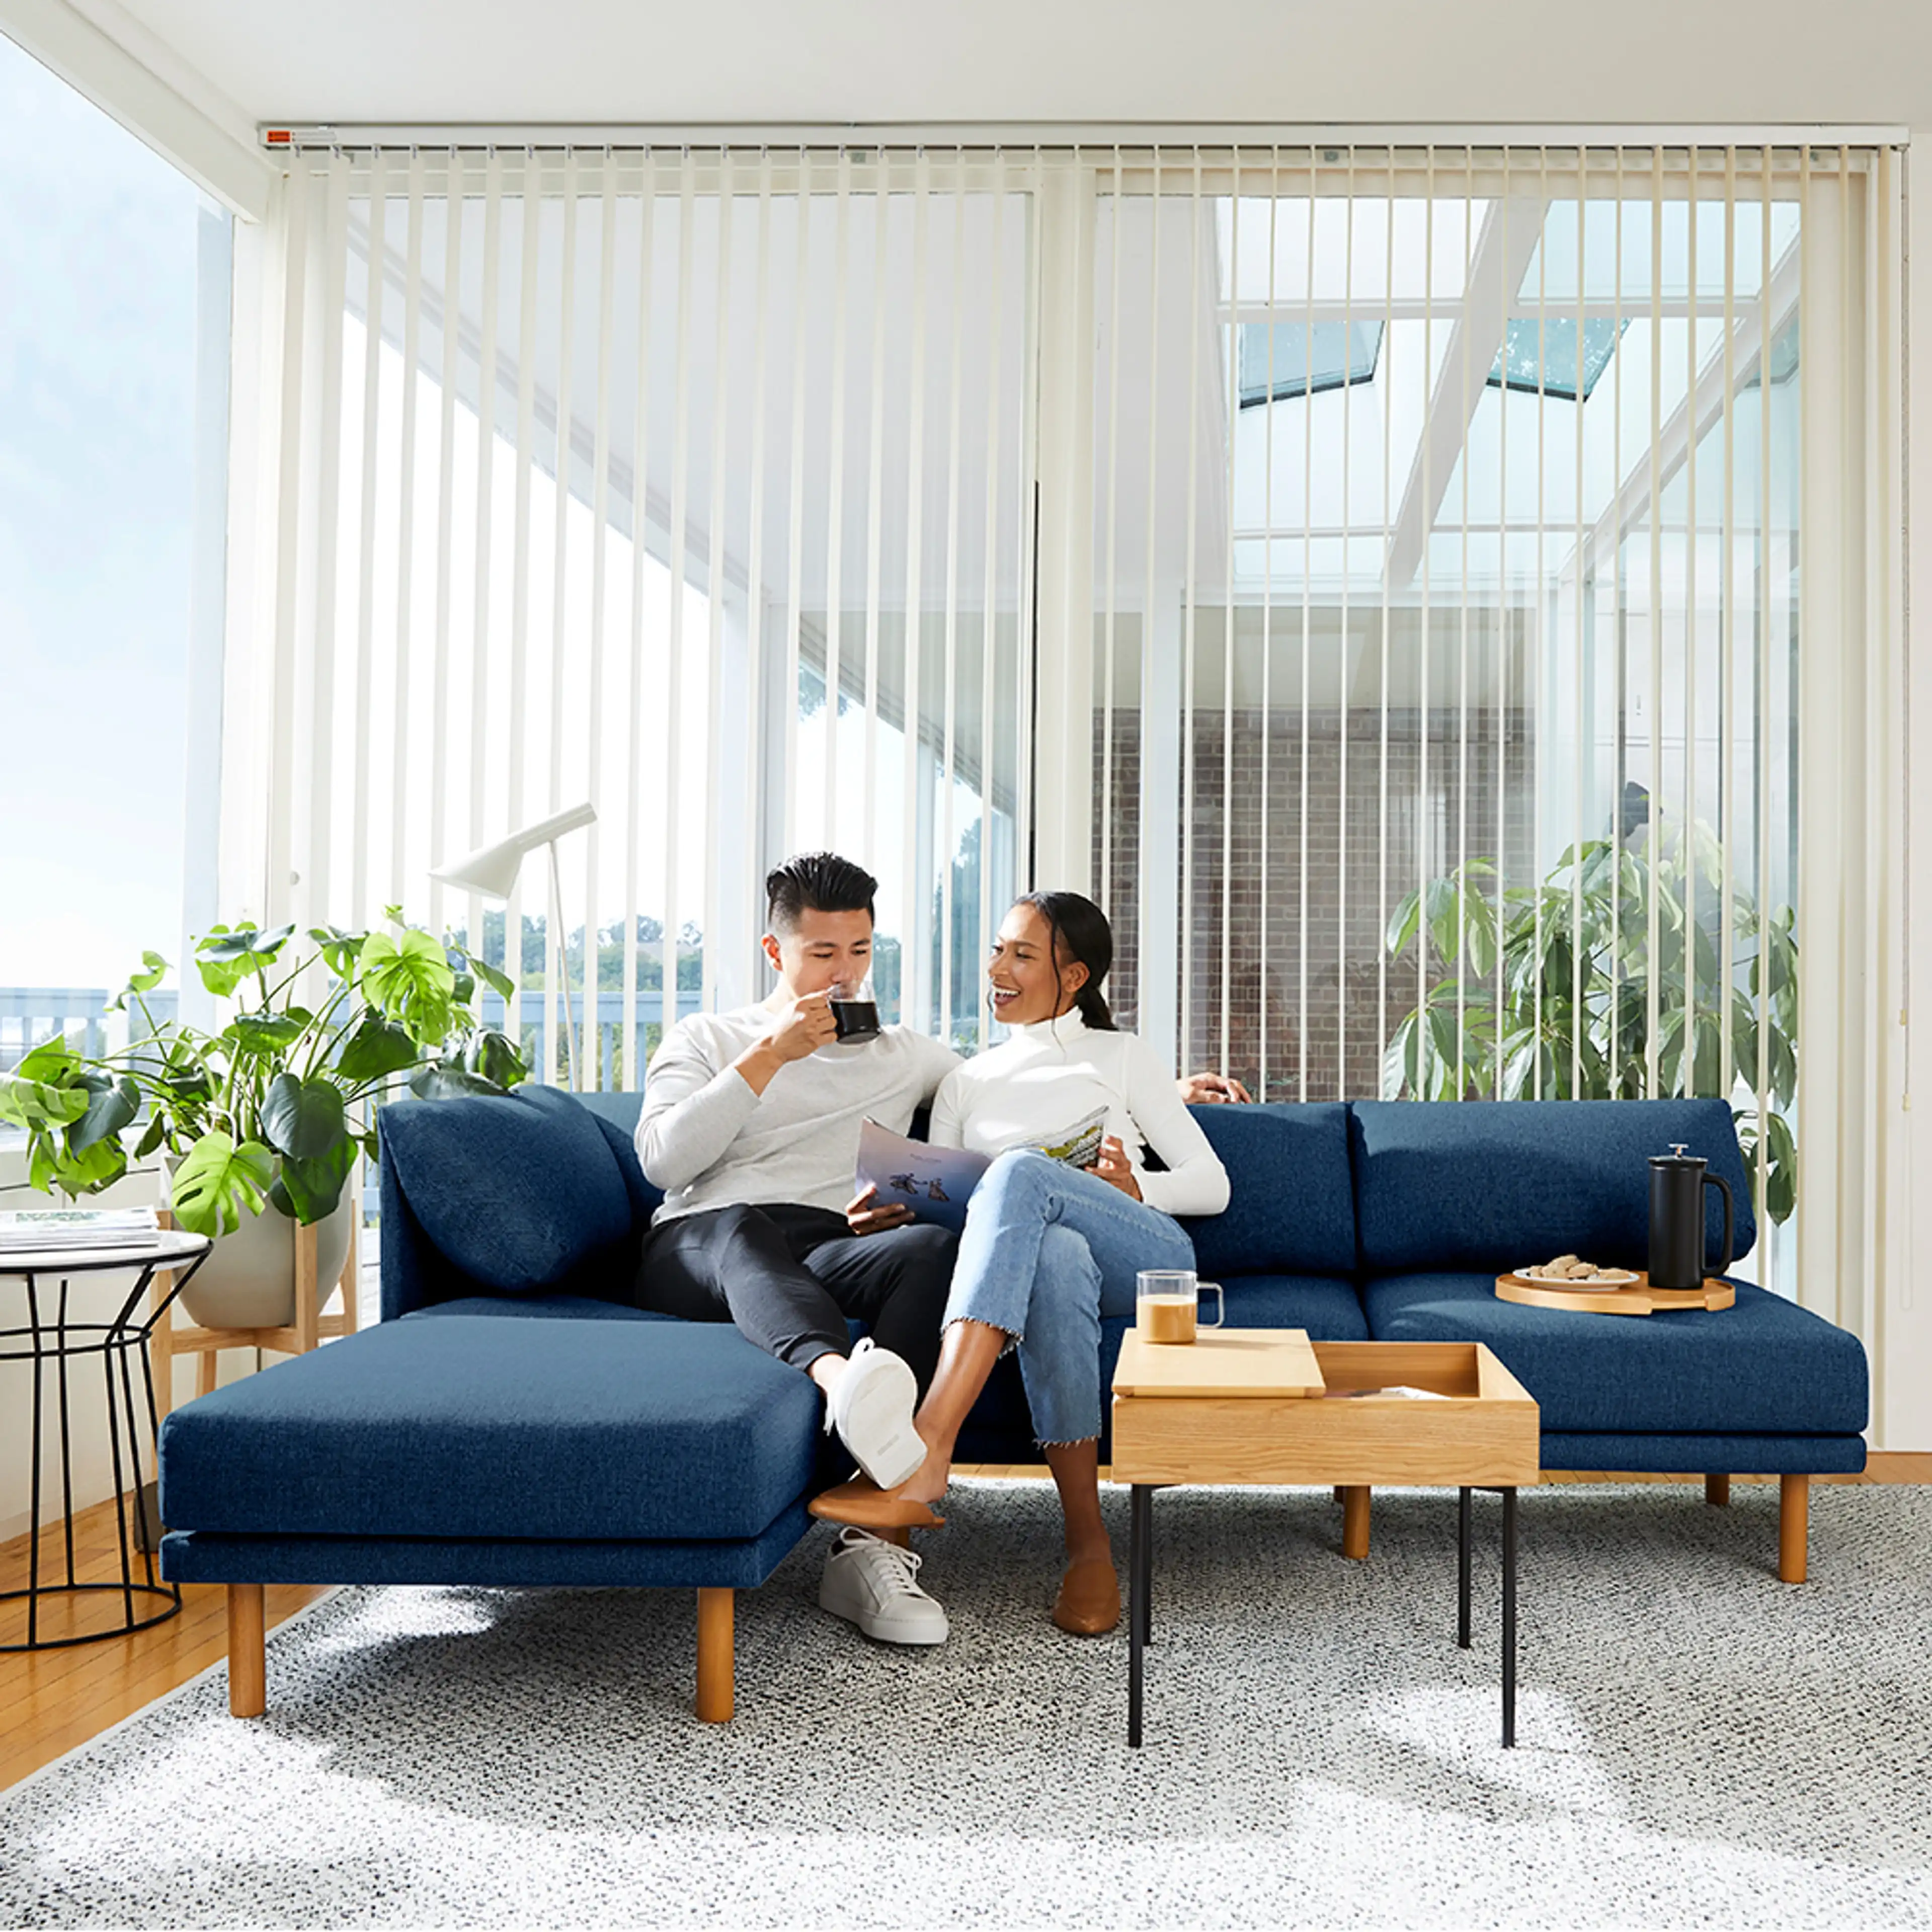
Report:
1494,1270,1734,1316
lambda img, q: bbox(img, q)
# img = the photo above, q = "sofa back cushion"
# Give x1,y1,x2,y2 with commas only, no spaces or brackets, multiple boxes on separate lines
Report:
1179,1102,1358,1278
379,1085,639,1299
1348,1097,1757,1277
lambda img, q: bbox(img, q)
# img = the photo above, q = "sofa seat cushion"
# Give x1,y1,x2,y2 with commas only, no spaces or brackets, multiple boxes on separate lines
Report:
1221,1273,1370,1341
1362,1272,1869,1436
160,1314,822,1543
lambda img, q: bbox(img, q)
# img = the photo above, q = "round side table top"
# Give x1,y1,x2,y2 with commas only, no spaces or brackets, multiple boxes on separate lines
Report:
0,1233,209,1275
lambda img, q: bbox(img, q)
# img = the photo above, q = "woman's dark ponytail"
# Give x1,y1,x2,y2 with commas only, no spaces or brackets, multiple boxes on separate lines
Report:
1017,891,1118,1031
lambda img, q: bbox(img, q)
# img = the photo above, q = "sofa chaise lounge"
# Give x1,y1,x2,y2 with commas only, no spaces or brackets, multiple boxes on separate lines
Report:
158,1087,1867,1722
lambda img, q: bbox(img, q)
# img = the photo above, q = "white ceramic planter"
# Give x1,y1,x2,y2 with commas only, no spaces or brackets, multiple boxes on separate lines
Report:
171,1187,356,1330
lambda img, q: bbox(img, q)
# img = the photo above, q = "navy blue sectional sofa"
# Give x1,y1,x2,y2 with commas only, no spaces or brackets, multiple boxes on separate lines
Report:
159,1086,1867,1723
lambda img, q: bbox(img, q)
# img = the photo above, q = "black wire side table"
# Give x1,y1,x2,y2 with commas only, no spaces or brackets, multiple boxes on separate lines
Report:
2,1234,210,1651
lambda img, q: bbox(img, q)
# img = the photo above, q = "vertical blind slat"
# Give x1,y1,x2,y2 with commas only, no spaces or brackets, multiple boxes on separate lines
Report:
900,149,931,1032
506,165,542,1070
350,149,385,928
621,148,657,1089
390,151,426,912
977,151,1011,1053
1298,144,1316,1101
584,150,617,1085
701,152,735,1018
1646,144,1665,1099
938,150,969,1048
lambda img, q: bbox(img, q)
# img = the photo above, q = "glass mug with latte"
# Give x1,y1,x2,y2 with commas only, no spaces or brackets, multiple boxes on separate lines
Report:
1136,1269,1226,1344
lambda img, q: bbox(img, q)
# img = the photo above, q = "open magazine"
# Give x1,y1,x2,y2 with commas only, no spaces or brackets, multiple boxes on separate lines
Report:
855,1108,1111,1236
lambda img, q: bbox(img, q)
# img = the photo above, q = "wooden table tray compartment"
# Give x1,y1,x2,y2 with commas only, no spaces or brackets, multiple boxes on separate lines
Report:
1111,1336,1540,1489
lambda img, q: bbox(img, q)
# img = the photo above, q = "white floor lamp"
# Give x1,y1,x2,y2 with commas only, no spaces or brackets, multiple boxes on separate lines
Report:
431,802,598,1091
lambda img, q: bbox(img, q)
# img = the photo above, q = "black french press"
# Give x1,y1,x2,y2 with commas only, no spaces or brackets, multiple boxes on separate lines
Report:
1648,1144,1734,1289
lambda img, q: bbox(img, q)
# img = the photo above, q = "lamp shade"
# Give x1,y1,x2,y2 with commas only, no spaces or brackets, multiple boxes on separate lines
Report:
429,802,597,899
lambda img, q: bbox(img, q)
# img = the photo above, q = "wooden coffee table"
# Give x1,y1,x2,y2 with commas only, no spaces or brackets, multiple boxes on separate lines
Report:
1110,1329,1541,1747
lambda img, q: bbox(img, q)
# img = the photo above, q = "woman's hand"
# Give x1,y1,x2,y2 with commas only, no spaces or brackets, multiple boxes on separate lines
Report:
1086,1136,1143,1200
845,1182,915,1237
1177,1071,1252,1105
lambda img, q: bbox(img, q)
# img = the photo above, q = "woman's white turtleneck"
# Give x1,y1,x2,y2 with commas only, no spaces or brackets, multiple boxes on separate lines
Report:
925,1009,1230,1219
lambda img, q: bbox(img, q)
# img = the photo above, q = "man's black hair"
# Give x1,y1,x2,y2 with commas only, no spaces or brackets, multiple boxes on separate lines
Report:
764,851,878,935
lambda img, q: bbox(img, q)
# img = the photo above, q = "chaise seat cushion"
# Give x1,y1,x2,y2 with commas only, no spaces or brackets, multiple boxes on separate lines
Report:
1362,1272,1869,1437
159,1314,822,1544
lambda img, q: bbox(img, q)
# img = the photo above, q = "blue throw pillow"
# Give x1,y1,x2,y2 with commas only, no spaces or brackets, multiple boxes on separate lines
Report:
380,1085,636,1296
1180,1103,1357,1279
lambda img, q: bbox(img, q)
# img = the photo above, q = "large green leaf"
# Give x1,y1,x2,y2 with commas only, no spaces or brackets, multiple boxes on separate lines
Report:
0,1071,91,1131
111,950,171,1011
268,1137,357,1223
307,925,366,980
465,1028,526,1089
228,1009,312,1059
170,1133,276,1237
336,1016,421,1084
259,1072,348,1160
196,923,297,998
409,1063,507,1101
69,1074,140,1152
359,930,457,1042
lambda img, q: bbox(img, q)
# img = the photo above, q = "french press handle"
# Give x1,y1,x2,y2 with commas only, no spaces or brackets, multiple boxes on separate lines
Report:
1703,1171,1735,1277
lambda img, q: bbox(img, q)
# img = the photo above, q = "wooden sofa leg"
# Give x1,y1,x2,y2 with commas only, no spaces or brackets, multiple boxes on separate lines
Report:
1705,1474,1731,1508
227,1584,266,1717
695,1587,735,1722
1779,1474,1809,1584
1341,1486,1372,1561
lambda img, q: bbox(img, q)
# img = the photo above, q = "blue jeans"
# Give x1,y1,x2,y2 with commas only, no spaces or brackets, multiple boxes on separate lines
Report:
944,1150,1196,1445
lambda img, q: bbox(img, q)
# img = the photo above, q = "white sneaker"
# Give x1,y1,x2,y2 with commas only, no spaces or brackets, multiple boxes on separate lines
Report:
819,1527,949,1645
825,1338,924,1490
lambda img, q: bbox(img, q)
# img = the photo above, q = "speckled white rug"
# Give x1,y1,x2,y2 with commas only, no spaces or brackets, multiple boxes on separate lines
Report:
3,1480,1929,1929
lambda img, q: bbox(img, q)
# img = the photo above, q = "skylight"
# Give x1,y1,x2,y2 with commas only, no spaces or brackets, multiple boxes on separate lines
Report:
1488,316,1628,401
1238,320,1384,407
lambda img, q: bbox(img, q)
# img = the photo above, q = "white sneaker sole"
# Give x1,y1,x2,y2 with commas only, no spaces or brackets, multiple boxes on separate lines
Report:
834,1350,925,1490
819,1571,949,1646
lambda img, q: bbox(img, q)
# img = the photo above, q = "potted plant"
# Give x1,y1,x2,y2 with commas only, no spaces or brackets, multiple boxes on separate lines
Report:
0,914,528,1327
1381,818,1798,1226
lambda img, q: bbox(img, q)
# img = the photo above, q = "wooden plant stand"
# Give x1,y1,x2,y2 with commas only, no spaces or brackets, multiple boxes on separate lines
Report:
150,1212,359,1416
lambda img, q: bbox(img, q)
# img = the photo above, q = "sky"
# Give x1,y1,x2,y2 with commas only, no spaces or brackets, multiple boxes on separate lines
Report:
0,33,201,992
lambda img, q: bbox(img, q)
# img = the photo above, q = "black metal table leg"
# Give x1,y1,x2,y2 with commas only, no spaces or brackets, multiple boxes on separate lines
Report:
1128,1483,1151,1747
1457,1486,1473,1649
1501,1486,1517,1749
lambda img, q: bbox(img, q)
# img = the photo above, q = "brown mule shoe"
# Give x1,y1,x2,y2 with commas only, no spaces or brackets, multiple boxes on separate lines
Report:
809,1477,946,1531
1052,1558,1120,1635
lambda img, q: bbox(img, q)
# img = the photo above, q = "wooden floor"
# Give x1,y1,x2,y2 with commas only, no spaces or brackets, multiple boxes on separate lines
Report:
5,1455,1927,1793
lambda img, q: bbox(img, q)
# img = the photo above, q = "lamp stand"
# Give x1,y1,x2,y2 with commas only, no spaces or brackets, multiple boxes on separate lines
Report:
546,839,582,1092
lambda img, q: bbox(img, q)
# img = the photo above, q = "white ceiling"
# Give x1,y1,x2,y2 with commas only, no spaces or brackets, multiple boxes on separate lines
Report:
53,0,1932,137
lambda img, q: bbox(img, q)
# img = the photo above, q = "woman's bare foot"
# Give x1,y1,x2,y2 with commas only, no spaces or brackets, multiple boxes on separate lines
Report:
896,1425,952,1510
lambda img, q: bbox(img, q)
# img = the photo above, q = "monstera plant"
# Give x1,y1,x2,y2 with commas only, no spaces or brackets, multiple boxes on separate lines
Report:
1381,821,1798,1225
0,914,528,1238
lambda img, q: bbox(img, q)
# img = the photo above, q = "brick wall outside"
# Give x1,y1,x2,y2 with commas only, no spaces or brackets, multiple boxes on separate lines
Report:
1094,706,1537,1101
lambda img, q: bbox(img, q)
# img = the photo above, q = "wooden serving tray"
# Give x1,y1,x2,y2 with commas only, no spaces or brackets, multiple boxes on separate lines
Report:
1494,1270,1735,1316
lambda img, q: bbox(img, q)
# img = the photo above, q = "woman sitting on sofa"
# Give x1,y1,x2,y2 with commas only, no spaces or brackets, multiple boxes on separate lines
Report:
819,890,1232,1636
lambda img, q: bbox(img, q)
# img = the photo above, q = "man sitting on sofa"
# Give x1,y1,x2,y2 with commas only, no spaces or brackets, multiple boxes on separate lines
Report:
634,851,967,1646
634,849,1248,1650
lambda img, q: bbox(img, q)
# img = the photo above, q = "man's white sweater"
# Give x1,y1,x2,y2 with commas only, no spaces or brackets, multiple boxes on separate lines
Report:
635,1003,961,1223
